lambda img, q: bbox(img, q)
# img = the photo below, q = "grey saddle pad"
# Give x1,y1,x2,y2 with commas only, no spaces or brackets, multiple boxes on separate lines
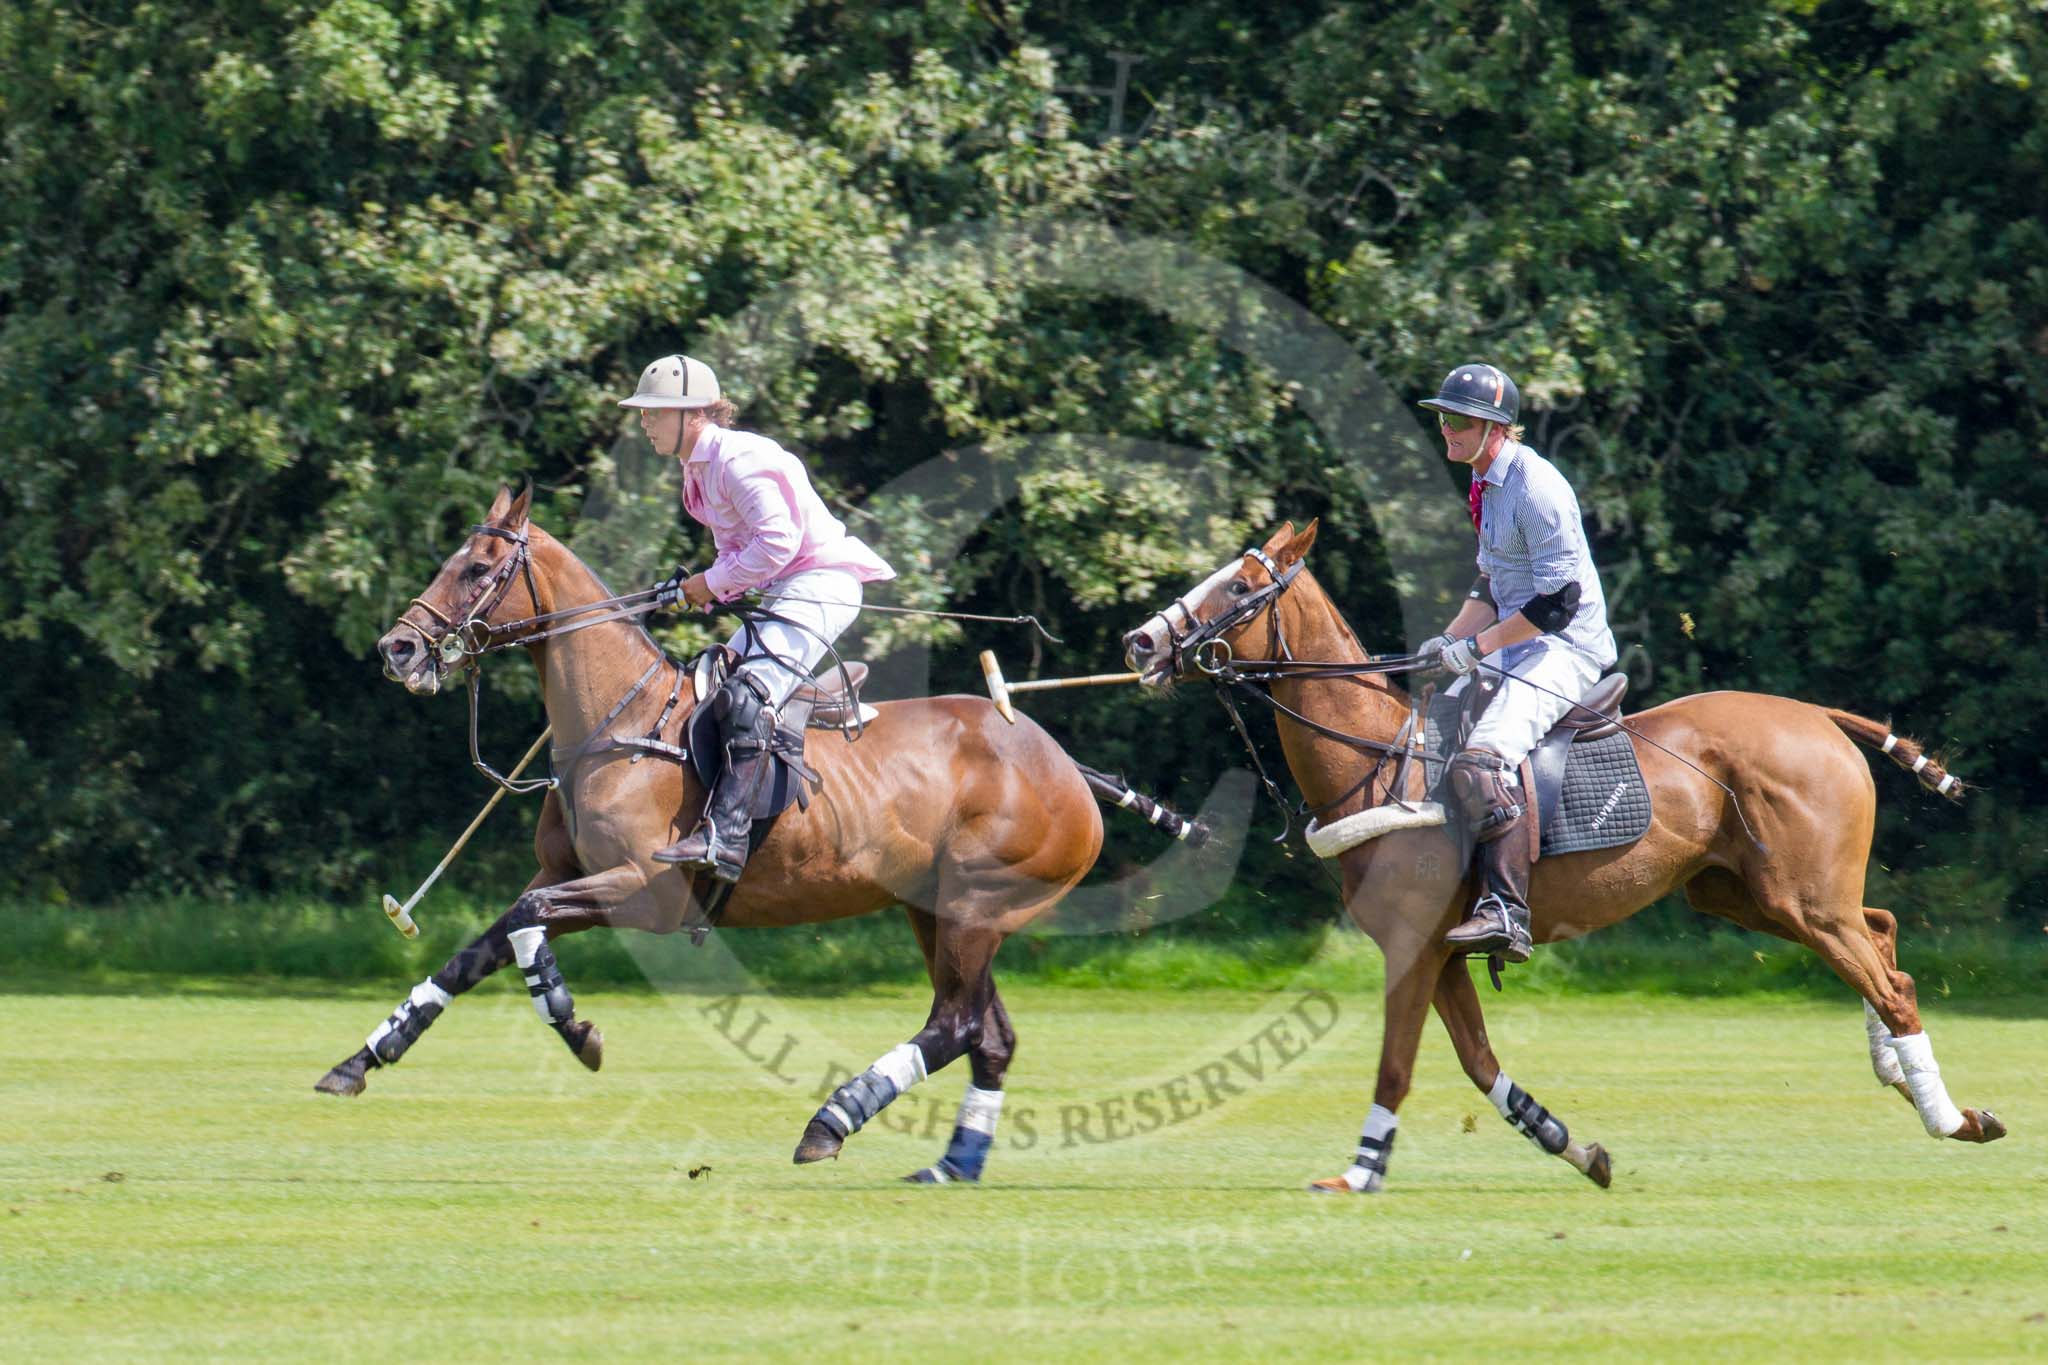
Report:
1421,687,1652,858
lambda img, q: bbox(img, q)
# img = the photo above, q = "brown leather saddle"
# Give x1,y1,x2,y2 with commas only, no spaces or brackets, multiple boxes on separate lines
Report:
791,662,872,730
690,646,871,733
683,648,872,823
1449,671,1625,751
1548,672,1627,742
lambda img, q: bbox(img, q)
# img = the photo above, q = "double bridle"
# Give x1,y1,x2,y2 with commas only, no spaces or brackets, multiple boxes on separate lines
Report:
1161,547,1774,860
390,522,866,796
389,523,691,795
1157,547,1440,842
1153,546,1304,680
390,523,684,670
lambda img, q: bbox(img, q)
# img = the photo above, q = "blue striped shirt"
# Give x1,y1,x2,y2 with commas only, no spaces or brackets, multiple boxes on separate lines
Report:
1474,441,1617,668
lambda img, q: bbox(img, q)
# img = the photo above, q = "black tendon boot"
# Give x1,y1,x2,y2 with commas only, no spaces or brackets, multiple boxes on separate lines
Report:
654,673,776,882
1443,748,1536,963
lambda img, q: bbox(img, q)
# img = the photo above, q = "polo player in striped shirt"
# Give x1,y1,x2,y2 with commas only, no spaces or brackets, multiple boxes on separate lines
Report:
1415,363,1619,965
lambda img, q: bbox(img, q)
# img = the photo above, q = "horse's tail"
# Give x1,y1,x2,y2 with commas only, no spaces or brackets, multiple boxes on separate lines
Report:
1824,709,1965,802
1074,763,1212,847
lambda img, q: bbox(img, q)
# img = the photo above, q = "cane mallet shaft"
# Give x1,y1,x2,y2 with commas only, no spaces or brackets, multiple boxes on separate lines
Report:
979,650,1141,725
381,725,553,939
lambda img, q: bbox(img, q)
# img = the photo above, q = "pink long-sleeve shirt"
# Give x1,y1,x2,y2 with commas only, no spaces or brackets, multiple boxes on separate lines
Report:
682,425,895,601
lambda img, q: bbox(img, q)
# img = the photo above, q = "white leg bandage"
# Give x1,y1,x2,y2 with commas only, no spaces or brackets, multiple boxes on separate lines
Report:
1863,1001,1905,1087
506,924,573,1026
957,1083,1004,1135
508,924,546,969
365,979,453,1063
924,1085,1005,1183
1890,1031,1965,1138
822,1041,928,1137
877,1041,928,1092
1342,1104,1399,1192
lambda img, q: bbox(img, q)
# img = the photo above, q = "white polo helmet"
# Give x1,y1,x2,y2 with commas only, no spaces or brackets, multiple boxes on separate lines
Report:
619,354,721,409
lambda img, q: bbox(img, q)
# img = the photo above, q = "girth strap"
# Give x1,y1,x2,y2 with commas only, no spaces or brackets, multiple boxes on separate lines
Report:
628,659,687,765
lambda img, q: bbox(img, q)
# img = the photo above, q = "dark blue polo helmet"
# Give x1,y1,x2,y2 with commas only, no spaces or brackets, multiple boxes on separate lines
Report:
1419,362,1520,425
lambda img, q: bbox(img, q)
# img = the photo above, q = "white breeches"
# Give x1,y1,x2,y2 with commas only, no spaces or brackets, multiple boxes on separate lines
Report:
1462,637,1606,767
728,568,863,706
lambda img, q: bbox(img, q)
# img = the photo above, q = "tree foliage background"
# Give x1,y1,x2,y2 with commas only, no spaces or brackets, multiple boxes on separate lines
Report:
3,0,2042,929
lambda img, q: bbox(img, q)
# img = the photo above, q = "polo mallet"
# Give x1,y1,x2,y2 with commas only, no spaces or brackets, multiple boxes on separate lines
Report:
979,650,1141,724
381,725,553,939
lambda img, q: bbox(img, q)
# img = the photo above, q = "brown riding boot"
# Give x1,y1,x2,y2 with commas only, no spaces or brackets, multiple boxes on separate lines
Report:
1443,747,1536,963
1444,808,1536,963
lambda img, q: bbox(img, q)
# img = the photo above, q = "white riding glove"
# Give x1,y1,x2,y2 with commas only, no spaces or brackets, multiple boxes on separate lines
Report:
1416,633,1454,660
1439,636,1482,676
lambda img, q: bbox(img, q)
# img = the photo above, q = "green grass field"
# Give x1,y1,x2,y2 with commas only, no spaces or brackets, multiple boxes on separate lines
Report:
3,976,2042,1361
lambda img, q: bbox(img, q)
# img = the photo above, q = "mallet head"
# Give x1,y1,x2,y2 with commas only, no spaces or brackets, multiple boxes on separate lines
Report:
383,893,421,940
979,650,1017,724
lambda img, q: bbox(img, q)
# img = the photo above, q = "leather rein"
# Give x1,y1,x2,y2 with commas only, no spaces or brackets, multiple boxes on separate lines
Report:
391,523,863,795
1175,550,1770,856
1162,546,1441,842
387,524,690,794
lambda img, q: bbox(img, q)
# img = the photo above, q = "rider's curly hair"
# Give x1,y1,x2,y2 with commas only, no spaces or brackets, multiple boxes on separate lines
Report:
700,398,738,427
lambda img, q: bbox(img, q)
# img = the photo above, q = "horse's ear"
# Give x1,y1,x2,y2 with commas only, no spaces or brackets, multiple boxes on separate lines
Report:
1279,517,1319,566
1261,521,1297,557
485,485,514,523
505,479,532,530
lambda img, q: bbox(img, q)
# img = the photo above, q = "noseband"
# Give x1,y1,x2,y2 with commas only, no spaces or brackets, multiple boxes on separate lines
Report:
1147,546,1447,849
390,523,542,667
1158,546,1303,677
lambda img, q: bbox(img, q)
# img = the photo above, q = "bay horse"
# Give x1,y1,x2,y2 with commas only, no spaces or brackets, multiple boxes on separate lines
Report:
1122,520,2005,1193
316,486,1105,1183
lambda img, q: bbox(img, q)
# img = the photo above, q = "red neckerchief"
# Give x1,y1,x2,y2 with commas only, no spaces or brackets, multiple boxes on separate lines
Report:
1468,473,1485,533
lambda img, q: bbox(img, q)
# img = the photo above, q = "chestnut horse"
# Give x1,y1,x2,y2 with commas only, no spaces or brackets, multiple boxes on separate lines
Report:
1123,520,2005,1193
316,486,1103,1183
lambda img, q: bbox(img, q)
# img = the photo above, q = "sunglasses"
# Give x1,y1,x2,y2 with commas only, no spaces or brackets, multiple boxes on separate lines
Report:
1437,411,1480,434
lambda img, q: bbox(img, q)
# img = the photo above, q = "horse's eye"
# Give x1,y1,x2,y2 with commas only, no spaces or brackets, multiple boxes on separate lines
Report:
463,561,488,581
1228,579,1249,597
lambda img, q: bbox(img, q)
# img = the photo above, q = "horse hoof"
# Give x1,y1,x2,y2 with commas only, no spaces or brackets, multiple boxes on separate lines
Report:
792,1117,844,1165
560,1020,603,1072
1582,1143,1613,1189
903,1164,974,1185
314,1052,370,1097
1957,1108,2007,1143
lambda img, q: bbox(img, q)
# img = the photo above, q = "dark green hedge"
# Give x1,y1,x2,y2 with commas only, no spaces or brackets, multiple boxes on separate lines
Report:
3,1,2041,930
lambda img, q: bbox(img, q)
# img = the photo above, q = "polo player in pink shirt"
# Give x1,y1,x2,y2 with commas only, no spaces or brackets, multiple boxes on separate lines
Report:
620,354,895,881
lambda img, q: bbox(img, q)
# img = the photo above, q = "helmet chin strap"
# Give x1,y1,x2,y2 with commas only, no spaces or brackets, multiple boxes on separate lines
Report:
1471,419,1506,473
655,412,695,460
